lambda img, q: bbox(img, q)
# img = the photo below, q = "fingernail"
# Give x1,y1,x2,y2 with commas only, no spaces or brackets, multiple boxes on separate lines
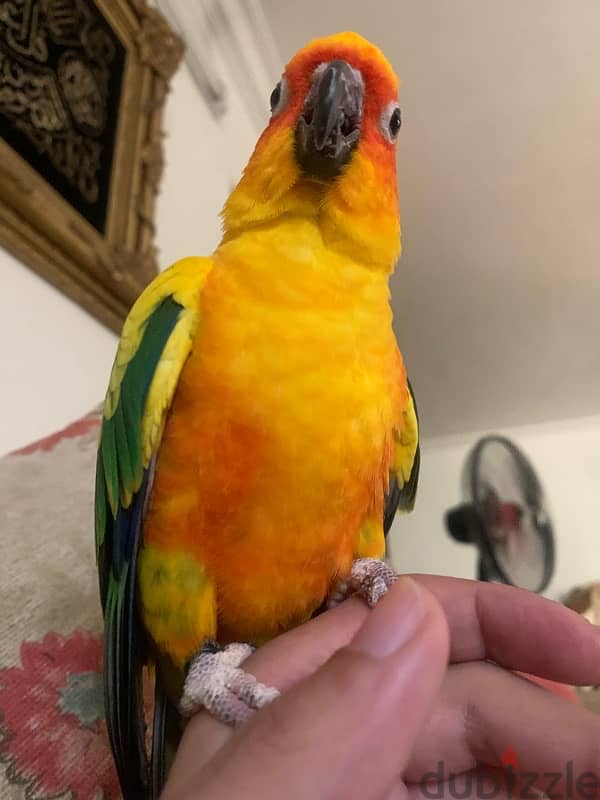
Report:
349,577,425,658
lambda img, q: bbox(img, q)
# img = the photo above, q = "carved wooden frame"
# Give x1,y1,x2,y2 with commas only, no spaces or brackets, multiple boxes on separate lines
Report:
0,0,183,332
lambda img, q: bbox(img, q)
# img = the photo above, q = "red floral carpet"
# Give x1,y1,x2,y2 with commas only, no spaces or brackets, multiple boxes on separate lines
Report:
0,632,118,799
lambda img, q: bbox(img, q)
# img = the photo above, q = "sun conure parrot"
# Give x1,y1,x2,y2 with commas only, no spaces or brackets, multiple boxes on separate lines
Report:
95,30,420,799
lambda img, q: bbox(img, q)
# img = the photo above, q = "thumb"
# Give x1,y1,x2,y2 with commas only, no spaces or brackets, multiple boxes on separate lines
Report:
196,577,449,800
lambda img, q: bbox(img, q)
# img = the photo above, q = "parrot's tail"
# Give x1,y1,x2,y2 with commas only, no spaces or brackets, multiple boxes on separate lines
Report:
151,675,183,798
151,678,167,797
103,574,148,798
102,474,151,799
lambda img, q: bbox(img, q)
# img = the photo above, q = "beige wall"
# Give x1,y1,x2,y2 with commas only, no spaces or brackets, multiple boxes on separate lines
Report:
0,59,261,455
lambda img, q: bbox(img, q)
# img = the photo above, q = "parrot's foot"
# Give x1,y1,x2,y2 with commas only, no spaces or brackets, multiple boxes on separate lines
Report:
180,641,280,726
328,557,398,609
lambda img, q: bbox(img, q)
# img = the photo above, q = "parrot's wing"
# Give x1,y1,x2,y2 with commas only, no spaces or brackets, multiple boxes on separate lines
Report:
95,257,212,798
384,378,420,534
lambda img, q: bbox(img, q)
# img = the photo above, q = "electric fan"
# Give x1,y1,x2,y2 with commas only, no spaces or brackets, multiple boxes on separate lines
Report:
445,435,555,592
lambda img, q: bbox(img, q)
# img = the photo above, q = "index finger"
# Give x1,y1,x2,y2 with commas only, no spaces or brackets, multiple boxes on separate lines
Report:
177,576,600,774
248,576,600,691
413,574,600,685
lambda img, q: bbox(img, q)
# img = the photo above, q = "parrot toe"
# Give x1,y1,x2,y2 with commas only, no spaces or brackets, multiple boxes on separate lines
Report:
330,558,398,609
179,641,280,726
350,557,398,606
326,581,349,609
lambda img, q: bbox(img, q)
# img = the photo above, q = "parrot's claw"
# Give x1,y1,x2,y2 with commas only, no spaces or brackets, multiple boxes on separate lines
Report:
351,557,398,606
327,581,348,609
329,557,398,609
180,641,280,726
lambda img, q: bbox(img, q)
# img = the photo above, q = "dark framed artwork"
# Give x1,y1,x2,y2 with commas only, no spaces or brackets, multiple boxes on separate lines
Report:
0,0,184,332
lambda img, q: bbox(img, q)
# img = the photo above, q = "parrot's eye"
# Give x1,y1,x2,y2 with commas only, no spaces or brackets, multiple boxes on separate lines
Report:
270,77,288,116
380,101,402,143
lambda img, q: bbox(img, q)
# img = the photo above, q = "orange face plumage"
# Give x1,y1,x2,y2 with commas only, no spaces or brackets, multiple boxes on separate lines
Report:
222,32,402,269
274,32,400,179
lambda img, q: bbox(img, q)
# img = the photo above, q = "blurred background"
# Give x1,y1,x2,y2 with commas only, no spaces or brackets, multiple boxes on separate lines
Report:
2,0,599,600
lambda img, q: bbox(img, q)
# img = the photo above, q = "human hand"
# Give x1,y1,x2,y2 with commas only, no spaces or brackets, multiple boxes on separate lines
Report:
163,576,600,799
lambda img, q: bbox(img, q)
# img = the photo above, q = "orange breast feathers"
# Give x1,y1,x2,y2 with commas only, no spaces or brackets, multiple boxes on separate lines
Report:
141,221,408,656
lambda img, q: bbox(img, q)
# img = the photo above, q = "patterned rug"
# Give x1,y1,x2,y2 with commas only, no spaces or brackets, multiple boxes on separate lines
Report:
0,412,121,799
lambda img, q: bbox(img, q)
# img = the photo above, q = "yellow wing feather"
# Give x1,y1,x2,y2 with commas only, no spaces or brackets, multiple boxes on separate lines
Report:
394,387,419,488
104,258,211,417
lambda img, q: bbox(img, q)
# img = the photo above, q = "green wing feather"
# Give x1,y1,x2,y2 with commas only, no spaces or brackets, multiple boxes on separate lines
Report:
94,257,212,799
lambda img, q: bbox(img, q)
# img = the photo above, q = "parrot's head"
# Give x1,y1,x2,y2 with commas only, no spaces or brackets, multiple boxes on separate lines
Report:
222,32,402,269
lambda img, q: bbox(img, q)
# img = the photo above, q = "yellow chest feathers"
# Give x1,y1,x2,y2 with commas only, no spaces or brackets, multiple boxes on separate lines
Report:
141,221,406,654
186,219,405,464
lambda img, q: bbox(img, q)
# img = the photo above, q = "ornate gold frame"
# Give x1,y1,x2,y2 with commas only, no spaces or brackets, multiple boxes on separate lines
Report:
0,0,183,333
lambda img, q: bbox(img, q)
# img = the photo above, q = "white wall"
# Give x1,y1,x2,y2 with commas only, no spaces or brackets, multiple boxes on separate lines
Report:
0,253,117,454
0,59,261,456
389,415,600,601
155,59,262,266
262,0,600,437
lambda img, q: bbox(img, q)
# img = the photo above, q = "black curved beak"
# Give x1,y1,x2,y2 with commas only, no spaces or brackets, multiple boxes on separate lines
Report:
295,60,363,180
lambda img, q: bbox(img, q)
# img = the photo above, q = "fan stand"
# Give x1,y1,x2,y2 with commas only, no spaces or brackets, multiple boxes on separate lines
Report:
477,553,503,583
446,503,504,584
